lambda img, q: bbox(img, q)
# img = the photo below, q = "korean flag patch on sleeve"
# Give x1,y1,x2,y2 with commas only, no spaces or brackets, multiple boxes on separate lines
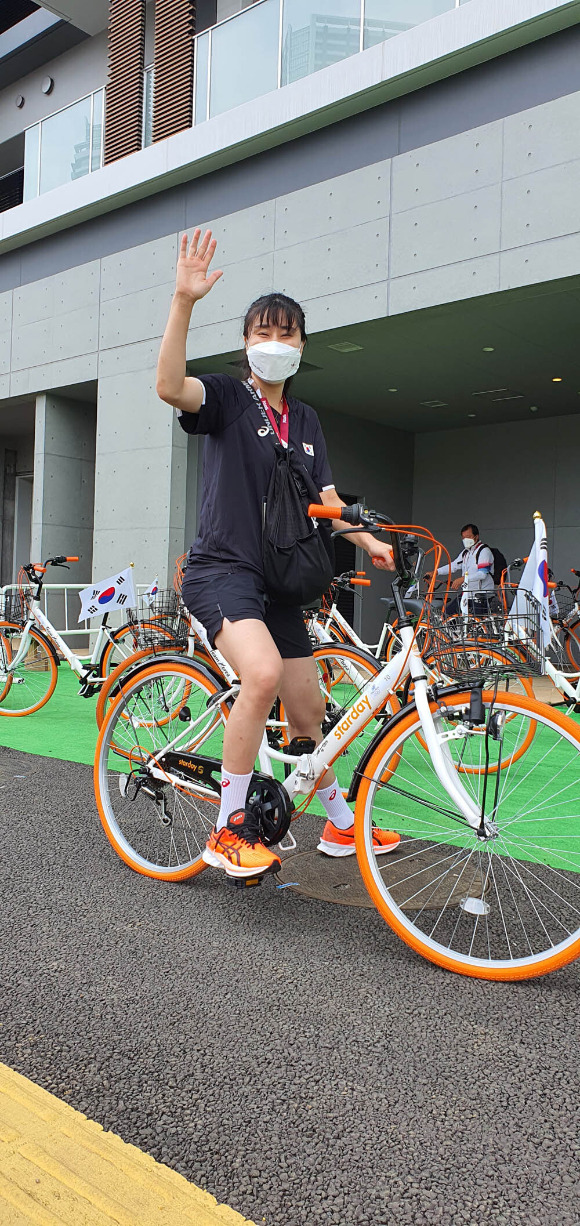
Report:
303,442,314,456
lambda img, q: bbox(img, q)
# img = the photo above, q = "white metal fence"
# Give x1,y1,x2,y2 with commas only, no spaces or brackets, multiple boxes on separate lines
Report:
0,582,151,641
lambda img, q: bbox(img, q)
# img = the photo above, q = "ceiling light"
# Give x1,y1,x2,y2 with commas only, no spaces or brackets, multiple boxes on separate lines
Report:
328,341,363,353
482,346,495,352
468,413,476,418
493,394,524,402
552,376,562,383
530,406,539,412
472,388,508,396
421,399,448,408
387,388,398,393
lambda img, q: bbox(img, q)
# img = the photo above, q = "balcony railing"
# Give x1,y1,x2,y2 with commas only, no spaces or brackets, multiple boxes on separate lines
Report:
142,0,468,137
23,87,104,201
17,0,566,203
193,0,466,123
0,167,24,213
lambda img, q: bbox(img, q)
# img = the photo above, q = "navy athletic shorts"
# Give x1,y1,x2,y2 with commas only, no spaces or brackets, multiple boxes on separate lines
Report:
181,565,313,659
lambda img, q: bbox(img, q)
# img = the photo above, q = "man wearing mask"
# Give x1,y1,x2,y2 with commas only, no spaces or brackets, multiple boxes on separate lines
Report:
429,523,494,613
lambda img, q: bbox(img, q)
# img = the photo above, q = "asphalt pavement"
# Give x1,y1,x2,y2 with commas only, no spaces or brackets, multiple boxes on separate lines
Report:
1,746,579,1226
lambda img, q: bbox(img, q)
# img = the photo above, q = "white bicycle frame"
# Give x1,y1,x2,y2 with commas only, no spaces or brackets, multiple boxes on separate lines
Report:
545,649,580,704
309,596,402,660
547,594,580,702
147,620,483,832
1,599,127,687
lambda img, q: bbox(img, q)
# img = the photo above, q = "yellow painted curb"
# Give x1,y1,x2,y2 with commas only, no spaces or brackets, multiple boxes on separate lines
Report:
0,1062,256,1225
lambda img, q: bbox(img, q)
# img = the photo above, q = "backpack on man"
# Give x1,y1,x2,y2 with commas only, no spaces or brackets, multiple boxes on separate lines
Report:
466,542,508,586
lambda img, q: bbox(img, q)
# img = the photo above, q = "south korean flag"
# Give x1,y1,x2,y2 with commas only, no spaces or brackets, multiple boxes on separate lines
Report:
142,577,159,608
78,566,137,622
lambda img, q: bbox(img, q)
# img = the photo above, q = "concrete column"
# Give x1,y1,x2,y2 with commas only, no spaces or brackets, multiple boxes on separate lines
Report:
92,366,187,587
32,393,96,581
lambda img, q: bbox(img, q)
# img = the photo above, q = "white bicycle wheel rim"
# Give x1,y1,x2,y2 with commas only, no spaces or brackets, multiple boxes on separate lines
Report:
96,664,225,876
358,695,580,973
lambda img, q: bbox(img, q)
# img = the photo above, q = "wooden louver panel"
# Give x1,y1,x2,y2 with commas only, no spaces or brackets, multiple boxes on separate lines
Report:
152,0,195,144
104,0,146,165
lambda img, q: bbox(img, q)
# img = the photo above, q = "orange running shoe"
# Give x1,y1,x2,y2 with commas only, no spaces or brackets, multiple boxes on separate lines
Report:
317,820,400,858
202,810,281,878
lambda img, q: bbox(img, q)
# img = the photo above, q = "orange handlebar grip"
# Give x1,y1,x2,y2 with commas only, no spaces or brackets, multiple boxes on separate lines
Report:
356,571,366,577
308,503,340,520
351,578,371,587
66,556,79,562
548,581,557,589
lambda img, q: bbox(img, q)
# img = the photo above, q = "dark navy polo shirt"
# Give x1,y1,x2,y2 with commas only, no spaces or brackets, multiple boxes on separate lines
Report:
177,373,334,576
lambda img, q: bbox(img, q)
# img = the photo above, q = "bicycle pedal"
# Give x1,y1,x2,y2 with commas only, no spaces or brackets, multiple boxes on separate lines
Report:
78,683,98,698
228,874,263,890
282,736,316,755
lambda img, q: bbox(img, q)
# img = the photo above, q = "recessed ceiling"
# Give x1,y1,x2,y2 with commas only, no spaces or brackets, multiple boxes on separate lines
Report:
189,275,580,433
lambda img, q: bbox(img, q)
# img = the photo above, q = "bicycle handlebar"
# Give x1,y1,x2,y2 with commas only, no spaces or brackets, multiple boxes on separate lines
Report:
309,503,414,581
22,555,79,586
351,578,371,587
308,504,339,520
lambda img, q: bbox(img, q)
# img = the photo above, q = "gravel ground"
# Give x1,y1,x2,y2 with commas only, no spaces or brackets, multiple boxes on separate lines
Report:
1,746,580,1226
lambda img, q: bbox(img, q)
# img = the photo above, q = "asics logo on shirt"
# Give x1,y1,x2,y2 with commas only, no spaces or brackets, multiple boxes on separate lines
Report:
257,426,269,437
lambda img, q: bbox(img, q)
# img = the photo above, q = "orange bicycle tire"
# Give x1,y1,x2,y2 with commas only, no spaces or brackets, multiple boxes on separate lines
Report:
355,689,580,981
94,659,230,880
0,621,58,716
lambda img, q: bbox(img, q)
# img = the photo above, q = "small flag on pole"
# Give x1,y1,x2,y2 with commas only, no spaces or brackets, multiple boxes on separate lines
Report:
143,577,159,608
78,567,137,622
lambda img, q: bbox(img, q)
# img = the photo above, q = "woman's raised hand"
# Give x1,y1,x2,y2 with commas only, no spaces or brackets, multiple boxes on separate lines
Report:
176,229,223,302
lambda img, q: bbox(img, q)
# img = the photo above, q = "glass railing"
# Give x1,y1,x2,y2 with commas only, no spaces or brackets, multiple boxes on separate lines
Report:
195,0,465,121
146,0,468,134
23,87,104,201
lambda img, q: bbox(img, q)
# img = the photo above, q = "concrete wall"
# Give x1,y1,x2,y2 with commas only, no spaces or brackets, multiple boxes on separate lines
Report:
32,393,96,581
412,412,580,580
0,31,108,146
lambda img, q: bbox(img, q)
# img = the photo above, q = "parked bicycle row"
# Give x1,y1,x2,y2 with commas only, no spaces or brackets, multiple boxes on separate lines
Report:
1,538,579,722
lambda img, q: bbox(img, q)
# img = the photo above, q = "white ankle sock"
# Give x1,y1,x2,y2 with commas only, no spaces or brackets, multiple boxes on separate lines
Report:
217,769,253,831
317,782,353,830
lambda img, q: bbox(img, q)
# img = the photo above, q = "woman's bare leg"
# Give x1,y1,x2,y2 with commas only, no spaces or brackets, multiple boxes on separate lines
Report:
215,618,283,774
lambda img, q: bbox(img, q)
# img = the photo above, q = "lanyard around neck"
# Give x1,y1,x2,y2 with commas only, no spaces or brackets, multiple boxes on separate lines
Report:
246,379,289,448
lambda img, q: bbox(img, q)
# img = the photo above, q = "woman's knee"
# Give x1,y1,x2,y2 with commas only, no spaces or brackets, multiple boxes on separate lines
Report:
287,688,326,731
241,657,283,706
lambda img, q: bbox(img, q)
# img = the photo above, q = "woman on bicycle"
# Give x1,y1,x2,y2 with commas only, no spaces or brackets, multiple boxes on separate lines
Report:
156,229,400,878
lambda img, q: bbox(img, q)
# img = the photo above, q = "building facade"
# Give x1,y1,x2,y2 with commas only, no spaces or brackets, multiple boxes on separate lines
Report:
1,0,579,632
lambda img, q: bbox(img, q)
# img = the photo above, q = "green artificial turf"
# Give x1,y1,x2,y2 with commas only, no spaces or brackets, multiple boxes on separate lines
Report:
0,666,99,766
0,669,578,848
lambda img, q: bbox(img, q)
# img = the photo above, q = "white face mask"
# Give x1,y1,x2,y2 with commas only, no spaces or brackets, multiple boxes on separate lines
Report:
462,537,475,550
246,340,302,383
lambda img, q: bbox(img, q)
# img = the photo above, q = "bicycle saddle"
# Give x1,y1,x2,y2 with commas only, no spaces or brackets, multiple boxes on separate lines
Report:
380,597,426,617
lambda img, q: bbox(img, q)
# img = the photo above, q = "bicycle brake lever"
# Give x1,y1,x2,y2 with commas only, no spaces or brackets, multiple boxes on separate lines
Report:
331,527,382,539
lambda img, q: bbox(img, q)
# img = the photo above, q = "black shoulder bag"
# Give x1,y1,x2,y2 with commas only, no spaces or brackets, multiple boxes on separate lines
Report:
244,381,334,607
